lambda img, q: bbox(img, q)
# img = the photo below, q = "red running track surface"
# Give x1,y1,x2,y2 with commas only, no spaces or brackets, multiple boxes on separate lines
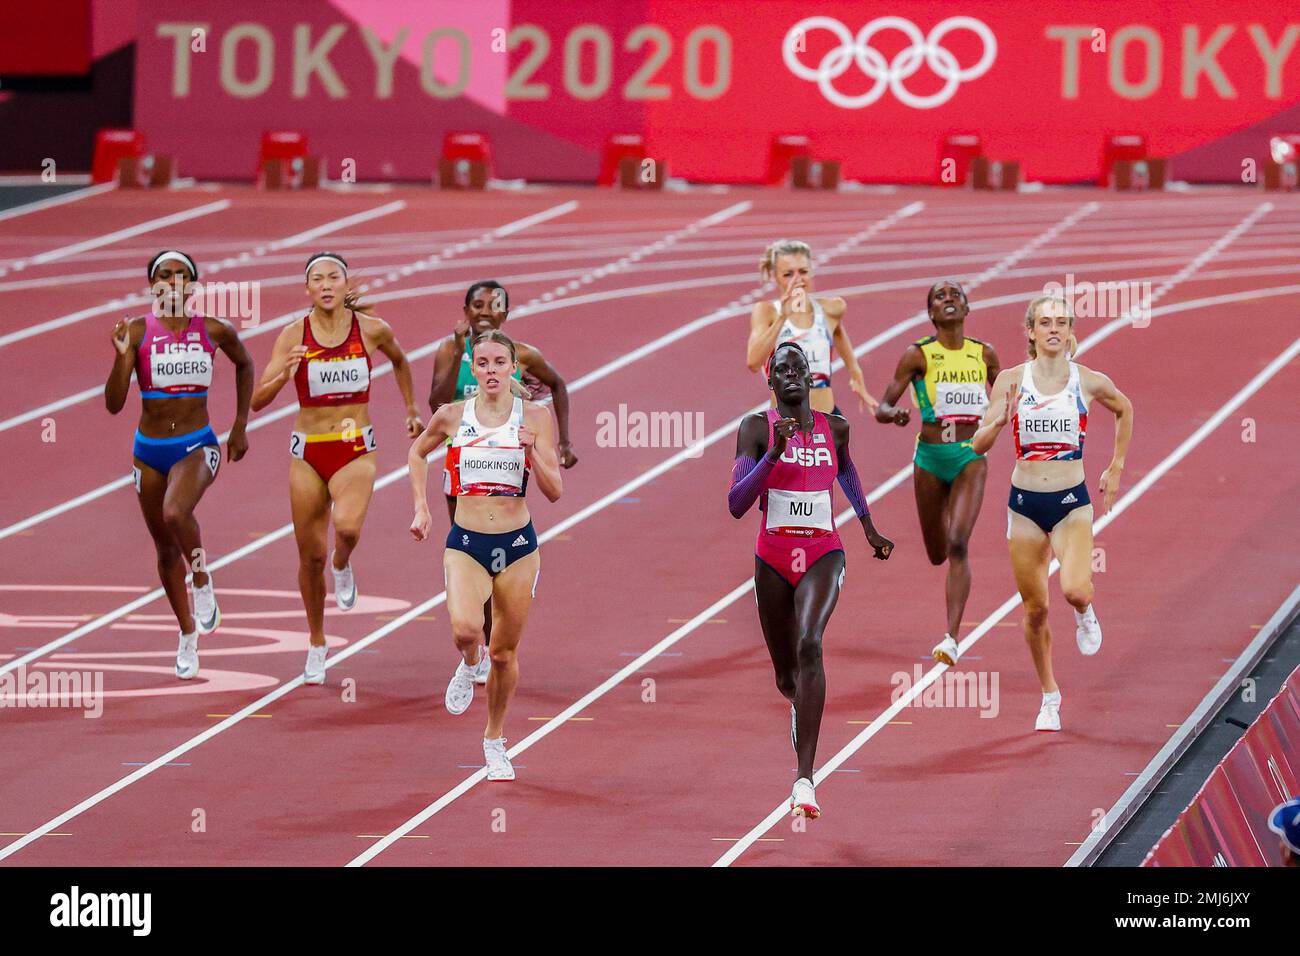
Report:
0,185,1297,866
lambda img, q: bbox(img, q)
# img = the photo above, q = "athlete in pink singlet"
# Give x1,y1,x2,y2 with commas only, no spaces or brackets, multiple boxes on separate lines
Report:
729,341,894,820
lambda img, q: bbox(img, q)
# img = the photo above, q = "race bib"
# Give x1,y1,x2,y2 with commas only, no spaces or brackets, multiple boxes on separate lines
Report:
1017,395,1080,451
764,488,834,536
933,381,987,423
149,345,213,390
307,356,368,397
459,445,526,492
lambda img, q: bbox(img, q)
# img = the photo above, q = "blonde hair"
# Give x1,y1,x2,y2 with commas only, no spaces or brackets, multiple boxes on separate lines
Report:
759,239,813,281
470,329,530,399
1024,294,1078,359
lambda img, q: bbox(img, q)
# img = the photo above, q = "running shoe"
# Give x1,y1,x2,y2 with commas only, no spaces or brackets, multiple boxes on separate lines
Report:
176,630,199,680
304,643,327,685
483,736,515,781
1035,690,1062,732
445,653,479,715
790,777,821,819
331,551,357,611
790,702,798,754
193,575,220,634
471,644,491,685
1074,605,1102,656
932,634,960,666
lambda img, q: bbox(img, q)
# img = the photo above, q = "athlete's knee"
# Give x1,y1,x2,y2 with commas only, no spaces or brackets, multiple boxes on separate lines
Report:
946,534,969,562
1062,582,1092,611
161,501,193,535
1022,600,1049,632
488,645,516,670
298,548,327,576
796,635,824,671
333,523,362,552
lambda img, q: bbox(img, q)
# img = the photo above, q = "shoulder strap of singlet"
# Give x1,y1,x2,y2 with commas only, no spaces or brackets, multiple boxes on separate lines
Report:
511,396,524,426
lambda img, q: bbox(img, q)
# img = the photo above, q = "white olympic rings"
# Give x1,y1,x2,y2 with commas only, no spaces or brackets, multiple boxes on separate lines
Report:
783,16,997,109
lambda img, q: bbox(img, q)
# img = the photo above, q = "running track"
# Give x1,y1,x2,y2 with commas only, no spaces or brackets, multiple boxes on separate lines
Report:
1,184,1297,866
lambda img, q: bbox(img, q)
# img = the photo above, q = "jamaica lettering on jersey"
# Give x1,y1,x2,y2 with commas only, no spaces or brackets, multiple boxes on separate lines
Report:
910,335,989,425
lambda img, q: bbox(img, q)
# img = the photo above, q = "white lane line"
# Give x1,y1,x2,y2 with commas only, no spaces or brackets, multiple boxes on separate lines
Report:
3,269,1288,865
0,183,117,224
0,200,761,663
347,203,1106,864
0,200,570,423
713,210,1284,868
1070,583,1300,867
0,201,409,350
1,201,232,273
715,331,1300,867
0,202,762,540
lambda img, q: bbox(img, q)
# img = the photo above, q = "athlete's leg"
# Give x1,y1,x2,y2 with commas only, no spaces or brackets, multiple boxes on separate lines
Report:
447,493,493,657
943,457,988,637
482,549,540,740
1050,505,1096,613
1008,512,1056,693
913,463,951,566
444,549,492,666
161,448,219,589
791,551,845,780
754,558,798,702
289,459,332,647
135,460,195,634
327,453,376,571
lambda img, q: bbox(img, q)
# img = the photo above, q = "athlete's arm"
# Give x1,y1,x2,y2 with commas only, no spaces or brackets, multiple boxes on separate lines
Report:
428,315,471,413
105,316,144,414
367,316,424,437
746,301,784,372
982,341,1003,392
520,402,563,503
826,299,878,413
830,416,893,559
206,317,254,462
517,342,577,468
251,323,306,412
1083,366,1133,513
971,367,1018,455
873,345,923,427
728,413,779,518
408,404,459,541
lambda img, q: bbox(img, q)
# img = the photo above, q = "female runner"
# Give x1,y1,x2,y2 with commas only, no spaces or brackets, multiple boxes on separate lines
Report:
746,239,878,416
410,330,563,780
972,295,1133,731
252,252,423,685
873,280,1001,665
428,280,577,692
106,250,253,679
729,341,894,817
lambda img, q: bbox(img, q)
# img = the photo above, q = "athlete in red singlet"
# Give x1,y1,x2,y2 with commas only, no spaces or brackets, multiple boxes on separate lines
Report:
252,252,424,685
729,341,894,819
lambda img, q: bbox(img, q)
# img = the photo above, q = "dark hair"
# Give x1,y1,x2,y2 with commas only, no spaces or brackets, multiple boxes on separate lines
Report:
767,340,810,386
465,280,509,312
305,251,375,315
147,250,198,282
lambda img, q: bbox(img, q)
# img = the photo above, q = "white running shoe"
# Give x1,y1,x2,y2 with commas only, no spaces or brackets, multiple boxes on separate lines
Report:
304,643,327,685
445,652,479,715
471,644,491,686
790,777,821,819
331,552,357,611
932,634,960,666
1035,690,1062,732
790,702,798,754
483,736,515,781
1074,605,1102,656
175,630,199,680
193,575,220,634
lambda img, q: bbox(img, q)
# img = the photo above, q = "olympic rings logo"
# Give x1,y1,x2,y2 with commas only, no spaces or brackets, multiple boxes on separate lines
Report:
783,16,997,110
